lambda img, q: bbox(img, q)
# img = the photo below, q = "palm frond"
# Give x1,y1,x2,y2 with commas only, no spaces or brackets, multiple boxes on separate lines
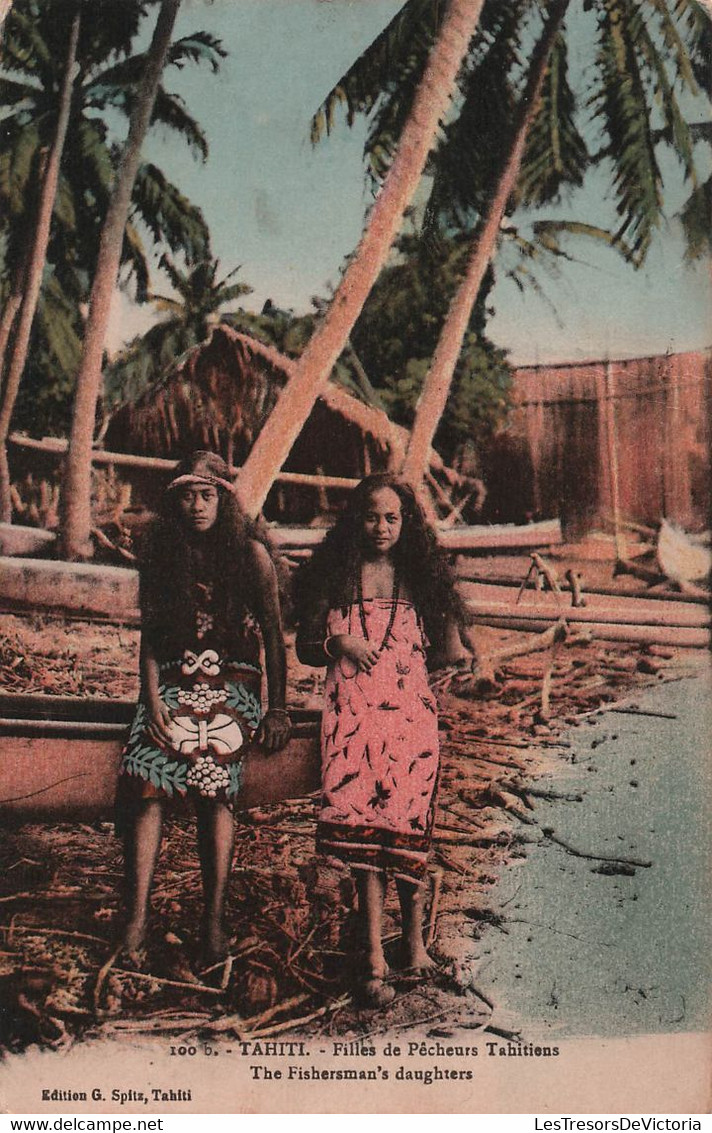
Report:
678,0,712,95
149,88,208,161
589,0,663,264
132,163,210,263
632,5,697,183
214,281,252,304
36,273,83,376
0,75,43,103
310,0,442,143
53,170,76,231
531,217,636,262
678,176,712,259
84,52,147,104
0,118,41,215
517,29,589,208
1,5,54,85
426,0,530,229
147,293,184,314
643,0,699,93
121,222,151,303
156,251,190,297
167,31,226,73
87,30,224,106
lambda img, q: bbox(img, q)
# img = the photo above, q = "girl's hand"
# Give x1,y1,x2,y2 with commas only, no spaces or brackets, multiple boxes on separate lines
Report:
331,634,381,674
257,708,292,753
146,697,174,748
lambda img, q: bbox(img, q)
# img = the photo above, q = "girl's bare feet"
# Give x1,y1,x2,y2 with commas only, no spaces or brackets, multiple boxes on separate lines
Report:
359,958,395,1008
353,870,394,1005
396,876,436,972
202,919,230,964
401,935,437,973
121,918,147,955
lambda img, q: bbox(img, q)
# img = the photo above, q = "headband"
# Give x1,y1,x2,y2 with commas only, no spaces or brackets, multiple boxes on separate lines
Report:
167,472,235,494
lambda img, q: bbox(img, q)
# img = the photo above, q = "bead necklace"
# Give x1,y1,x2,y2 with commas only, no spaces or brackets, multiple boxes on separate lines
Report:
357,565,400,652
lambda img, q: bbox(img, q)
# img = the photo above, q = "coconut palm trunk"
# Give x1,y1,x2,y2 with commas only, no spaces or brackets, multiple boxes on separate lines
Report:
0,290,23,388
61,0,180,560
0,6,81,523
237,0,486,518
402,0,570,490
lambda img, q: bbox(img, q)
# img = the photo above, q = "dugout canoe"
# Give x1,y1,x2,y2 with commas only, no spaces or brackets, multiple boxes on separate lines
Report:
0,692,321,821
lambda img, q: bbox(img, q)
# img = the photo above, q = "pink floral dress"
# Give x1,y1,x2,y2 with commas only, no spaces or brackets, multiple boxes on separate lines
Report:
317,598,439,884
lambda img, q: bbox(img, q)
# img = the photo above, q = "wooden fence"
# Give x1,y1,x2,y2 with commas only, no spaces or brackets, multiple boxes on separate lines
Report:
485,350,711,535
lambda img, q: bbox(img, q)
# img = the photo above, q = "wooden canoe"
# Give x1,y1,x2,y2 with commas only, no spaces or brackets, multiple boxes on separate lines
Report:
0,693,321,821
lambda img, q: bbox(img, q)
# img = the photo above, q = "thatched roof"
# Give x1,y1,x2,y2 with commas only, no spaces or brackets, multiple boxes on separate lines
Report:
104,324,408,468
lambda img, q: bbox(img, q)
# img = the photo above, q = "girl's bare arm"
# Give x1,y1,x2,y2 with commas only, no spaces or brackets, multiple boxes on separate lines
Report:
249,540,291,751
140,634,173,746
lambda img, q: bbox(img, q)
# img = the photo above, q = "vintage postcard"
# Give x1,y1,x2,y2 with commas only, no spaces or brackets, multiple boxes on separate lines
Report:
0,0,710,1116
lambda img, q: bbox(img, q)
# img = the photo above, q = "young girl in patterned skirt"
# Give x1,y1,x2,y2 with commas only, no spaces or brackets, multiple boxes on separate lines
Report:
118,451,291,963
295,474,469,1006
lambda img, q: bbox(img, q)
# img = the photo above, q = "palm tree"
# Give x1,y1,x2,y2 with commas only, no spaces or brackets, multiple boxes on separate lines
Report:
105,253,252,405
311,0,705,493
402,0,570,486
0,5,80,521
236,0,488,518
0,0,222,441
61,0,182,560
404,0,703,486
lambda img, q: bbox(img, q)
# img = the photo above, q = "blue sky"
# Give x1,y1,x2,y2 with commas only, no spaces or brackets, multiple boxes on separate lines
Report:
108,0,711,366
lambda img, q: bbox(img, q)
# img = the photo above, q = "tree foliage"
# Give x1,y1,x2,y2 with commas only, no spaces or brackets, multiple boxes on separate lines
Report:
349,232,511,464
105,254,252,405
313,0,705,265
0,0,225,434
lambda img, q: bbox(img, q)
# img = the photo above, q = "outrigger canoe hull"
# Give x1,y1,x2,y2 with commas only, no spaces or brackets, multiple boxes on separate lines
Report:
0,693,321,821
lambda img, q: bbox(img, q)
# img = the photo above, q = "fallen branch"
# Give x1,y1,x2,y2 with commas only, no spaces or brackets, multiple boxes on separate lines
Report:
107,968,227,995
101,1014,212,1036
202,992,311,1036
541,827,651,868
606,706,677,721
1,926,110,947
241,994,351,1040
93,947,120,1012
426,867,444,948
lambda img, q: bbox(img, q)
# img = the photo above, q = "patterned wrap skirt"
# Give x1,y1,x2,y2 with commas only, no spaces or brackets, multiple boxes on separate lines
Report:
118,647,262,808
317,599,439,884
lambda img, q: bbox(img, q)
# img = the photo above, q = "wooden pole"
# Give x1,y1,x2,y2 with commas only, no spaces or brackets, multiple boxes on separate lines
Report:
604,360,627,561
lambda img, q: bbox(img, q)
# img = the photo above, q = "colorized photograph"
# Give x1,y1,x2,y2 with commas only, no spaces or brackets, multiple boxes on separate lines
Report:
0,0,710,1115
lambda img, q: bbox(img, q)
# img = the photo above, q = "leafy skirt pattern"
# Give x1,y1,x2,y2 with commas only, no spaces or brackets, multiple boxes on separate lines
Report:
317,599,439,884
118,648,262,806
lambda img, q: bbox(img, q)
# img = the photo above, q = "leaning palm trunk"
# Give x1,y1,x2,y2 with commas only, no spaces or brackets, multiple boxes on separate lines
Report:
402,0,570,490
0,290,22,388
61,0,181,560
237,0,486,518
0,7,81,523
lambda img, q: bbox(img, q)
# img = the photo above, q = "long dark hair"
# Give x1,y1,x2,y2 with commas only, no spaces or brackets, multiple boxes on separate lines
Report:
295,473,466,651
139,451,272,652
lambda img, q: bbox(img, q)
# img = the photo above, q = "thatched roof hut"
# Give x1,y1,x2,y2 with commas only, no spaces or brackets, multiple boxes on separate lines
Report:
104,324,412,521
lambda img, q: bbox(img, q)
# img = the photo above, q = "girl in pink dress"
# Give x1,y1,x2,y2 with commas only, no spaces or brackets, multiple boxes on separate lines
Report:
296,474,469,1005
